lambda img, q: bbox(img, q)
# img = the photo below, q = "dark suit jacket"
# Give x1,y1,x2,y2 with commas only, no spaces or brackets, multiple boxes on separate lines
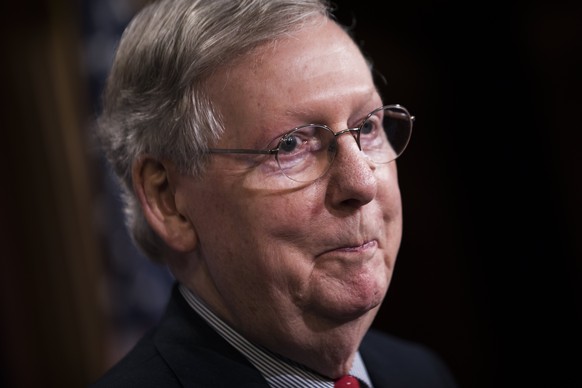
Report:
90,284,457,387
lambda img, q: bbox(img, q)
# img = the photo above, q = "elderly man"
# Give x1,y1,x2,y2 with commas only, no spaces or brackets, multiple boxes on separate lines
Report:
91,0,457,387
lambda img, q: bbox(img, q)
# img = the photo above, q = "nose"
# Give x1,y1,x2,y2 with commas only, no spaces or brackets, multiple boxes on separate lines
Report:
325,131,377,209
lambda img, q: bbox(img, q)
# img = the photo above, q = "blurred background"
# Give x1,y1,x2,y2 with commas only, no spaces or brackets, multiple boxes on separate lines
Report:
1,0,580,387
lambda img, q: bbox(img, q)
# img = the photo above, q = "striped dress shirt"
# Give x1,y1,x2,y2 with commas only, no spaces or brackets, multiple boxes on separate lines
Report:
179,284,373,388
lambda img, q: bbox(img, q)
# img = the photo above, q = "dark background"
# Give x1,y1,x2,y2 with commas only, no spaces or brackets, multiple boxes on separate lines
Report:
2,0,580,387
332,1,582,387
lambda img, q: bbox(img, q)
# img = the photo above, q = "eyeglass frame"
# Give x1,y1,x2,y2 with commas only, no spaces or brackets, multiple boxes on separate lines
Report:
207,104,414,181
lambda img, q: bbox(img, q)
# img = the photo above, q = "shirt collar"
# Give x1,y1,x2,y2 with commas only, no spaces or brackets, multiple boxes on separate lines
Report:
179,284,373,387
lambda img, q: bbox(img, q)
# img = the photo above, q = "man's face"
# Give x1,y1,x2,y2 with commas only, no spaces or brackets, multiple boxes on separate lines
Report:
174,19,402,353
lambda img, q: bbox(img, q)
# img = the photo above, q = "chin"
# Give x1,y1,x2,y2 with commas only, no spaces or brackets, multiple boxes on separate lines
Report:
320,282,386,324
302,264,390,325
344,267,388,312
340,293,384,322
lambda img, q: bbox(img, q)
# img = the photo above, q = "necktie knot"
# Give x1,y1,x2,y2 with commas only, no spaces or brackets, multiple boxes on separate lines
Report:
334,374,361,388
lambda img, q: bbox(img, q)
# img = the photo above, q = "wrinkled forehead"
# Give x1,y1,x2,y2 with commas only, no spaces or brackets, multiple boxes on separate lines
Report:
205,18,374,121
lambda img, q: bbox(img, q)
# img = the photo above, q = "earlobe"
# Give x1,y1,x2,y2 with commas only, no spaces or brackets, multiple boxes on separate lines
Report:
132,157,198,253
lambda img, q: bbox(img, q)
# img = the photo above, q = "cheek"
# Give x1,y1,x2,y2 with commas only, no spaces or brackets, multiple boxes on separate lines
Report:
193,178,321,280
380,163,403,217
382,166,403,253
253,183,325,237
379,173,403,294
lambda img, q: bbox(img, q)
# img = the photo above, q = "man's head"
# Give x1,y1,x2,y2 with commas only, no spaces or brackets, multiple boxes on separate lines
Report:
99,0,331,261
98,0,410,378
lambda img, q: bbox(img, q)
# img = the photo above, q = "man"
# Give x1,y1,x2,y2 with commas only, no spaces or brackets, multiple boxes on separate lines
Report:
91,0,457,386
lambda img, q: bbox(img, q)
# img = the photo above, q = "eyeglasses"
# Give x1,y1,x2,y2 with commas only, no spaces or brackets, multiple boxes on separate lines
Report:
208,104,414,183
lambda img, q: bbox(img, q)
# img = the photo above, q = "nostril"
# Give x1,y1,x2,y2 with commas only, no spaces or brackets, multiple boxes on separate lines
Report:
339,198,364,208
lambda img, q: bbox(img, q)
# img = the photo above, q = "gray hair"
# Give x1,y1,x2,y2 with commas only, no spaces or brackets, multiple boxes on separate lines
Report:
97,0,332,262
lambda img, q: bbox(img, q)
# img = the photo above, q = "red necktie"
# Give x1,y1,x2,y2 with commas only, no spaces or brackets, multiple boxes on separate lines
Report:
334,375,361,387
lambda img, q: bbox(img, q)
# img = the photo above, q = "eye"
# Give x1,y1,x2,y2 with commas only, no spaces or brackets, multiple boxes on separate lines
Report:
278,126,324,155
361,114,381,136
280,134,300,153
361,120,375,135
359,110,390,153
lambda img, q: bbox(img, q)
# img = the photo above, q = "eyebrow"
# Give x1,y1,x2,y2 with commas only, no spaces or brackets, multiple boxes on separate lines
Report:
282,106,317,120
282,88,381,119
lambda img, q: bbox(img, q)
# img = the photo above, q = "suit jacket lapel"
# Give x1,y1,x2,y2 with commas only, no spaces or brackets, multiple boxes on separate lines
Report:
152,284,270,387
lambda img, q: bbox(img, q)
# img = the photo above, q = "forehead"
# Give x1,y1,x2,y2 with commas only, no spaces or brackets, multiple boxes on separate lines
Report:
206,18,377,144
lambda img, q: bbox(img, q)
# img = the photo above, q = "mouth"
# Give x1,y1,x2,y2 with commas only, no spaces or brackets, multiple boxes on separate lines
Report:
316,240,378,258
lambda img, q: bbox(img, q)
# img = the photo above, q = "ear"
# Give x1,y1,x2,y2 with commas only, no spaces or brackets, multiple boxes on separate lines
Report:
132,157,198,253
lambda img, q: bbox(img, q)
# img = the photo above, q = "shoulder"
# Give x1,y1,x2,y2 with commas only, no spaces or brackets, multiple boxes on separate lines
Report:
89,329,180,388
89,285,267,387
360,329,458,388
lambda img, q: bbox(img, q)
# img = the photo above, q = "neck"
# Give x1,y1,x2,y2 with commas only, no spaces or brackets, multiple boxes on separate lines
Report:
244,309,376,379
173,258,377,379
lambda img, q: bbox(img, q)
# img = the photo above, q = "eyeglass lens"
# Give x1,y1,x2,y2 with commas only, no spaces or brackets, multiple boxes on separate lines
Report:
276,105,412,182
